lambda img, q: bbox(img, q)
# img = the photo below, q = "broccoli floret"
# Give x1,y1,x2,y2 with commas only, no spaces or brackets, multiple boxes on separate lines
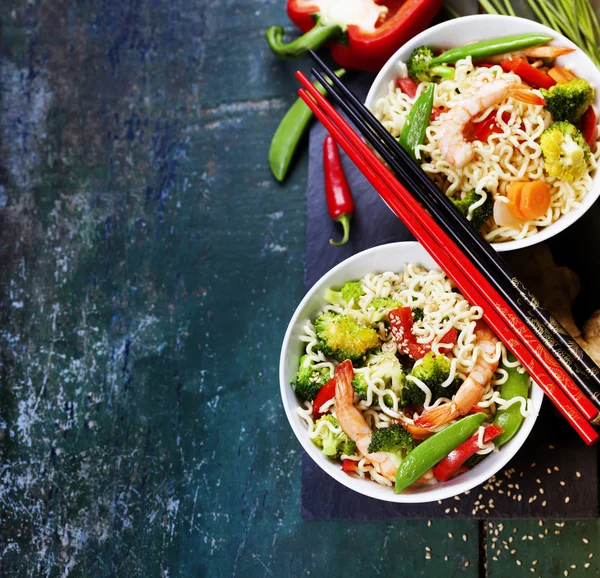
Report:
412,307,424,322
314,312,380,362
403,353,461,407
367,425,414,468
540,78,595,124
540,121,591,182
291,354,331,401
352,373,369,400
407,46,455,83
452,189,494,231
323,281,365,307
311,415,357,458
369,296,403,322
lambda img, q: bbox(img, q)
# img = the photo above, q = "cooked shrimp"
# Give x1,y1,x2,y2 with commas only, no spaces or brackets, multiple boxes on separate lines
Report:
334,360,399,482
414,321,499,430
438,79,545,168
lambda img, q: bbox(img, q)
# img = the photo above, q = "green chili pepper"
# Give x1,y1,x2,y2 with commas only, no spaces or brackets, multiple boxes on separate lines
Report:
269,69,345,182
492,354,530,447
394,413,485,493
399,83,435,161
432,33,553,64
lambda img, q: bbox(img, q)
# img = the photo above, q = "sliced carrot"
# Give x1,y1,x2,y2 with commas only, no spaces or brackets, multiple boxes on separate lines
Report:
519,181,551,219
507,181,528,220
548,65,577,84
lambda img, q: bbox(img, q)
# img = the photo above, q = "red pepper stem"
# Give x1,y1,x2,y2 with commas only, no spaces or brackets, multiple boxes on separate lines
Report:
266,21,341,58
330,213,351,246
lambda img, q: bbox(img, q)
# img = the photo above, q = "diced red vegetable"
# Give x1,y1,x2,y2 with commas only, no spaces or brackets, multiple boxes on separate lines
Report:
581,106,597,149
474,62,495,68
433,425,504,482
501,57,556,89
473,111,512,142
396,77,418,99
342,459,359,472
389,307,457,359
312,377,336,419
430,106,442,121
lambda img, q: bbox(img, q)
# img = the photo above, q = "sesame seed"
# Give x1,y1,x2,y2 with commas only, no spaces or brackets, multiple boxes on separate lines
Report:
445,508,450,514
538,521,543,527
555,531,561,535
585,563,591,568
539,488,545,494
448,532,453,538
444,556,449,561
517,560,522,566
576,471,581,478
542,501,547,507
589,553,594,559
533,560,538,565
511,549,517,554
549,445,555,449
463,534,468,542
513,528,518,534
565,571,569,577
571,565,576,569
530,569,535,573
565,497,570,503
583,538,589,544
425,546,431,552
522,536,528,541
554,466,560,472
531,462,536,467
560,481,566,486
538,534,544,539
547,468,552,474
536,478,541,484
465,561,470,567
427,520,432,526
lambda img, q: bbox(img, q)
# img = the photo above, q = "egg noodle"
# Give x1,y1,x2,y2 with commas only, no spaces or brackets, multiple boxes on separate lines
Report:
373,57,599,243
296,265,534,487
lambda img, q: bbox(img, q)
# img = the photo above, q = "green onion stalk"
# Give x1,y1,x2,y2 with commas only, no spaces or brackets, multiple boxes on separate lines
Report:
448,0,600,68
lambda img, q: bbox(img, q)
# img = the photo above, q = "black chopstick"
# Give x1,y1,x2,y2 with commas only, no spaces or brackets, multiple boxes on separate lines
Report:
308,50,600,417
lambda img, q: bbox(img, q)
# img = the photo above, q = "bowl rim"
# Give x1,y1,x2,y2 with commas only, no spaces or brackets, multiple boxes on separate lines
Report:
364,14,600,253
279,241,544,503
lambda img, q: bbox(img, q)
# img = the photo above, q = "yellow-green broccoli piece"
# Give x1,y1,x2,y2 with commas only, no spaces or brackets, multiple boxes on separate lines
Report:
323,281,365,307
352,355,406,407
407,47,455,83
540,78,595,124
540,121,590,182
291,354,331,401
311,415,357,458
452,189,494,231
368,296,403,322
403,353,460,407
352,373,369,400
314,312,380,362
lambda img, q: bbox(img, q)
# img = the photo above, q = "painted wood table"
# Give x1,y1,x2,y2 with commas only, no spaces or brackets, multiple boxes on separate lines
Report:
0,0,598,576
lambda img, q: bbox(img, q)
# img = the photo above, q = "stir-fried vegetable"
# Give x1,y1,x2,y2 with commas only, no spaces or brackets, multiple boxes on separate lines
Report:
399,83,436,159
501,57,556,89
506,181,551,220
540,78,595,124
540,121,591,181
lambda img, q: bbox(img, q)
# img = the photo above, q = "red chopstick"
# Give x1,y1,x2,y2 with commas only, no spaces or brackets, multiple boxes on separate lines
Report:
296,75,598,445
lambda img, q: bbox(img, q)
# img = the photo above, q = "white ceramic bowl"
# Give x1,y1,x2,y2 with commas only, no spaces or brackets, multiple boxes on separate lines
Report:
364,15,600,253
280,242,543,503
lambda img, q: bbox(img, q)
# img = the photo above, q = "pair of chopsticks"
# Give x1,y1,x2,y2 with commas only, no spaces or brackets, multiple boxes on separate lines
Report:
296,53,600,445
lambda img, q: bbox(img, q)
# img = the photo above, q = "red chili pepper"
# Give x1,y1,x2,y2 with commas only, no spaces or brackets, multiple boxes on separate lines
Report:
580,106,597,149
267,0,444,72
341,459,359,472
312,377,336,419
433,425,504,482
388,307,457,359
501,57,556,89
472,110,512,142
323,135,355,246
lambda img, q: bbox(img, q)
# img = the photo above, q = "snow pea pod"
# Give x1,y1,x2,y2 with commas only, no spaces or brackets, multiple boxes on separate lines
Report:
394,413,486,493
399,83,435,161
493,354,531,446
432,33,552,64
269,69,345,182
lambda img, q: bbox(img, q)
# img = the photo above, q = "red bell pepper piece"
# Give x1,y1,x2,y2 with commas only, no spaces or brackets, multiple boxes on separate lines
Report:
472,111,512,142
341,459,359,472
501,57,556,89
433,425,503,482
580,106,597,149
312,377,336,419
267,0,444,72
323,135,355,246
389,307,457,359
396,77,418,99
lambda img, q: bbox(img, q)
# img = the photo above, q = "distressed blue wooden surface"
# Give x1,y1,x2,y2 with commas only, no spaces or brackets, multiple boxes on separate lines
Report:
0,0,598,576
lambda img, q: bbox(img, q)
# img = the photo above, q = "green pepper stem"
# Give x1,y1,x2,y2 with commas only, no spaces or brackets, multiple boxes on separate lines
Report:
266,22,341,58
330,214,351,247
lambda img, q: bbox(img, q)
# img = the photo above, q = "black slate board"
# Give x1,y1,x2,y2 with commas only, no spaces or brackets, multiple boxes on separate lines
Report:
301,74,598,520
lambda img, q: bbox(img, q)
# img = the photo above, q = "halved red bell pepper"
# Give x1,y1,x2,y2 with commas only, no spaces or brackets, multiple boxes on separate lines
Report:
473,110,512,142
580,106,597,149
501,57,556,90
433,424,503,482
389,307,457,359
397,77,442,121
266,0,444,72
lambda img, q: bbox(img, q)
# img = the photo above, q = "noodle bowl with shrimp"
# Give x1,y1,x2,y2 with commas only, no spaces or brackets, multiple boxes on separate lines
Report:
373,57,600,243
293,265,533,491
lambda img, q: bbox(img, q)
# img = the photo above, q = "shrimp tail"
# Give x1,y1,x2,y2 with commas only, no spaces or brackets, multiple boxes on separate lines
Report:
334,359,354,402
414,403,459,430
